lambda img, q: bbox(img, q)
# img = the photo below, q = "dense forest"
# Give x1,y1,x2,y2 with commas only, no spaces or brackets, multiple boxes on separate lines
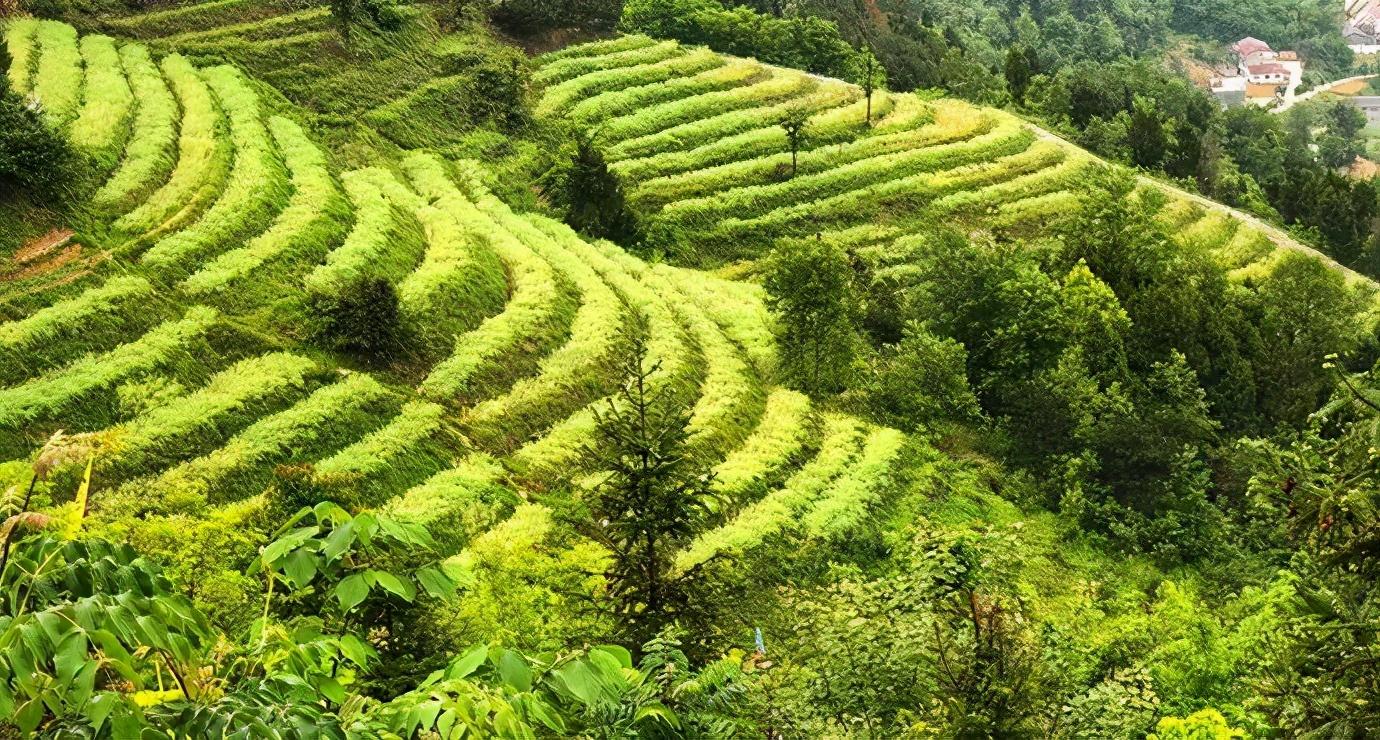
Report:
2,0,1380,736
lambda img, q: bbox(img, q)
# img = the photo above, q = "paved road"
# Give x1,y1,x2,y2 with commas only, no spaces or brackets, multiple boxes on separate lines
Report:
1276,73,1379,113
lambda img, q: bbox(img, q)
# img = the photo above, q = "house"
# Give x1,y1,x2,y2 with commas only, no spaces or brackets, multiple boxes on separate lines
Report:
1247,63,1289,84
1232,37,1277,70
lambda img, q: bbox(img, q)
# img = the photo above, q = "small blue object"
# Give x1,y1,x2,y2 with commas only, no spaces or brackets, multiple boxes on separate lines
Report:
754,627,765,656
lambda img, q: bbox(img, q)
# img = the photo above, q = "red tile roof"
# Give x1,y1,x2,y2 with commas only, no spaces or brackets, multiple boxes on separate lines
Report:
1248,63,1287,76
1233,37,1273,56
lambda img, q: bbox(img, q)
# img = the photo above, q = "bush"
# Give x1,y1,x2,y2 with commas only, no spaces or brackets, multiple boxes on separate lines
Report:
0,49,73,198
867,322,980,430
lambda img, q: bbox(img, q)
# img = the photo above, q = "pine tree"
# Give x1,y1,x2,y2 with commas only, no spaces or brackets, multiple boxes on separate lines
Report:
582,327,713,647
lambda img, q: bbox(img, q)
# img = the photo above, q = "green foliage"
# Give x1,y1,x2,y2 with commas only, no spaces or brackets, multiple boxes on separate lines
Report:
580,328,713,646
763,236,861,397
0,48,73,198
541,128,642,243
621,0,858,79
866,321,980,430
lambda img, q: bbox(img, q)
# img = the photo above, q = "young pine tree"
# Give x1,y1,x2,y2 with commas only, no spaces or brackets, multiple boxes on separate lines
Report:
582,326,713,647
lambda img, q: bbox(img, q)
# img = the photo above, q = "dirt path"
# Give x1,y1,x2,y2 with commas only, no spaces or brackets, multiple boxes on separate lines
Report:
1025,121,1375,287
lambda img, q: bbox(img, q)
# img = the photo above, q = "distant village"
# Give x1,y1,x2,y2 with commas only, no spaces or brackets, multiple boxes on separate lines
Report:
1207,1,1380,110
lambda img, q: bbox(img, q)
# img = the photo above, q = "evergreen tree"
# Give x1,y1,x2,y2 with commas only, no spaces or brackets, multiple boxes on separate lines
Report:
552,129,641,243
582,327,713,648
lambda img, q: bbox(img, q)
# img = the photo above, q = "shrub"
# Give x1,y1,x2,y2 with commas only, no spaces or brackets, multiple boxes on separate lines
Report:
112,54,231,243
92,43,178,214
541,129,642,243
142,65,289,274
182,116,352,300
620,0,857,79
0,60,74,198
70,35,134,167
867,322,980,430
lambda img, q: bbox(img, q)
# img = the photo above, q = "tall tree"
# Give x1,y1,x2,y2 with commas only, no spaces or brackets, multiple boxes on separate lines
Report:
582,328,713,647
764,236,861,396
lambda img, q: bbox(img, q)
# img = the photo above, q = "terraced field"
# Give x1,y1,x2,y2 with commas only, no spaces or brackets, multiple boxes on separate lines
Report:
537,37,1380,314
0,19,917,593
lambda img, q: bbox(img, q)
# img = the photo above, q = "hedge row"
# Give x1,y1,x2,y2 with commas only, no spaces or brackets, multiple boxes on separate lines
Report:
0,305,219,432
642,263,765,460
990,190,1085,231
382,454,516,553
661,267,776,378
597,67,814,145
142,65,289,274
924,151,1089,216
610,91,907,184
800,427,906,540
536,34,658,66
631,103,989,211
5,18,37,94
462,213,630,450
1177,211,1240,251
417,200,576,404
160,8,332,45
398,154,509,360
675,414,866,573
312,400,452,508
105,352,321,480
92,43,178,215
0,276,157,385
710,388,813,507
105,0,274,38
534,39,682,86
659,117,1032,228
132,372,395,514
509,240,699,480
1214,224,1275,269
182,116,352,300
113,54,230,243
538,47,723,116
30,20,82,123
707,139,1064,249
605,79,857,162
70,35,133,166
566,58,762,125
305,167,425,302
